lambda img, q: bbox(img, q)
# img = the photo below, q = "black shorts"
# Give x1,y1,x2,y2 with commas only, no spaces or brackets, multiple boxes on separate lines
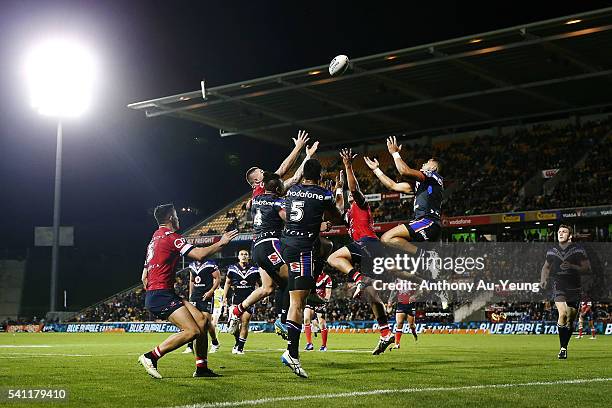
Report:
145,289,184,320
305,303,327,317
252,238,285,284
553,282,581,304
282,245,315,291
346,237,379,265
189,299,214,314
396,302,416,316
405,218,441,242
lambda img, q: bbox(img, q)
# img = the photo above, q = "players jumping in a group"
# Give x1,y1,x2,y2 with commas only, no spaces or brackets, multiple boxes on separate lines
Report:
540,224,591,359
327,148,398,355
365,136,443,253
280,158,341,378
138,204,238,379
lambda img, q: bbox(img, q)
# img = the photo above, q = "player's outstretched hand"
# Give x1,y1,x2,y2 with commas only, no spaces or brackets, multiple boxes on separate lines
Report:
220,229,239,245
363,156,380,170
306,141,319,157
293,130,309,149
335,170,344,190
320,221,332,232
386,136,402,154
340,148,357,165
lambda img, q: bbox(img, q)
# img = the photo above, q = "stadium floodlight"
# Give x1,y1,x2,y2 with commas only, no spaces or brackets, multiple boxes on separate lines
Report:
25,38,95,117
24,38,96,313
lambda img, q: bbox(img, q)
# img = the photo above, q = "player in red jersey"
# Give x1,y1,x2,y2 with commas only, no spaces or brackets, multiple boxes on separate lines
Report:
138,204,238,379
304,271,332,351
327,148,399,355
387,278,418,349
576,301,596,339
245,130,312,198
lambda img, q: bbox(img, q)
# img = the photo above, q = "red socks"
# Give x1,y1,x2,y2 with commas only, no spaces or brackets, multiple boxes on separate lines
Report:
321,327,328,347
305,324,312,344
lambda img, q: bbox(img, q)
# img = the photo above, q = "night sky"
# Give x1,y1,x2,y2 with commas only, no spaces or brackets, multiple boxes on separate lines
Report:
0,1,608,310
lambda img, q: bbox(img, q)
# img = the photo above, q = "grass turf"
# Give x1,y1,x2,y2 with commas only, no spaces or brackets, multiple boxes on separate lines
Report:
0,332,610,407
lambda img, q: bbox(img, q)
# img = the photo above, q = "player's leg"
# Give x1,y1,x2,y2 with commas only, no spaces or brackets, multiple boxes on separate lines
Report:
555,301,571,358
381,224,419,254
407,310,418,341
394,311,405,348
208,314,220,352
139,300,201,378
303,306,314,350
317,312,328,351
364,286,394,355
577,315,584,338
234,310,252,354
327,246,354,274
589,318,596,339
565,304,578,348
182,301,221,377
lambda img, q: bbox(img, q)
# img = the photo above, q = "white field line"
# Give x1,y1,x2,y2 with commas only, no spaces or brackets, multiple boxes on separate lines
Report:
165,378,612,408
0,352,136,358
0,345,52,348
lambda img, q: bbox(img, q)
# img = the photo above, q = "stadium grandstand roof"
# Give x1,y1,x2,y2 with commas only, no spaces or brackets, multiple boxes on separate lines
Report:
128,7,612,146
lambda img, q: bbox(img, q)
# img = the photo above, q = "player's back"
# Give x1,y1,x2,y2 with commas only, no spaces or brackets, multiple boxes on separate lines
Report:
346,201,377,242
252,193,284,242
282,183,334,248
145,226,193,291
413,170,443,222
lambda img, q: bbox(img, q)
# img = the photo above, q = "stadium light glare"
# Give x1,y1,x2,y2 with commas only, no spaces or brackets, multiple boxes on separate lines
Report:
385,55,398,60
25,38,96,117
468,38,482,44
565,19,582,25
308,70,321,75
504,226,511,229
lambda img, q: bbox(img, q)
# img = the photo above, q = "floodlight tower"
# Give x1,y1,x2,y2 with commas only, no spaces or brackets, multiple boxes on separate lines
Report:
25,39,95,312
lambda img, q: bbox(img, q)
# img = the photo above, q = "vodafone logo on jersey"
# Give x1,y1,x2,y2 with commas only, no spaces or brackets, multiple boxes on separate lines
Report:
174,238,186,249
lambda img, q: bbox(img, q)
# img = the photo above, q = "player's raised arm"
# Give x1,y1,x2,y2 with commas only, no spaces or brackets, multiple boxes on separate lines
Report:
364,156,413,194
283,141,319,189
386,136,426,181
340,148,367,207
186,230,239,262
334,170,345,213
276,130,309,177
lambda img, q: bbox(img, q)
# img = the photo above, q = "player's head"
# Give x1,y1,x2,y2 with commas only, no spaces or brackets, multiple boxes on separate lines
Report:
238,249,250,263
303,158,322,182
263,171,284,195
246,167,264,187
421,158,440,173
558,224,573,243
154,203,179,230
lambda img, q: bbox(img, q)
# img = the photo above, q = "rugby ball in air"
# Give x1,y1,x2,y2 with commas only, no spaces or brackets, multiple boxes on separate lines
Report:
329,55,349,76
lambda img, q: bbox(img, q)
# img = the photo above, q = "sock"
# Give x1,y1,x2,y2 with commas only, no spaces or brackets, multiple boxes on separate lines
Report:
195,358,207,369
147,346,165,361
211,338,219,346
187,341,193,349
578,327,583,337
379,323,391,338
234,303,245,316
395,329,403,345
349,269,363,283
305,324,312,344
411,325,417,338
591,328,596,337
281,288,290,324
565,325,573,348
234,336,240,347
558,325,568,349
286,320,301,359
237,337,246,351
321,327,328,347
274,288,285,318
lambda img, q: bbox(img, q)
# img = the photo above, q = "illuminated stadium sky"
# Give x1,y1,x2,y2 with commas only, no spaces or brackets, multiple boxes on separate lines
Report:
0,1,608,301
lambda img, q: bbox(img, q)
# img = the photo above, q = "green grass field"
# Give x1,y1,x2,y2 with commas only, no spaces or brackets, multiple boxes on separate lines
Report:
0,332,610,407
